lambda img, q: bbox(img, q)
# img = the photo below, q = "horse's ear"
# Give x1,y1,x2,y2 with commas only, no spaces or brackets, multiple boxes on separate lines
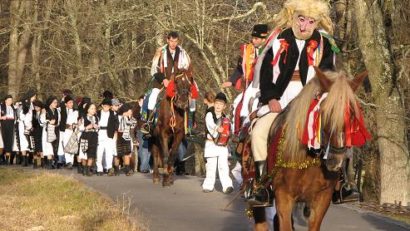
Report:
314,66,331,92
350,70,368,92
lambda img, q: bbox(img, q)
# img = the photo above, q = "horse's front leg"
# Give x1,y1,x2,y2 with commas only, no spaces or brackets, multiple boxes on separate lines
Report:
166,131,184,185
151,142,161,184
159,130,171,187
275,189,295,231
307,186,334,231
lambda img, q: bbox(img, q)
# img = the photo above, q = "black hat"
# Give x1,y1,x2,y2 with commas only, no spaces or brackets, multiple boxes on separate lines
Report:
102,90,114,99
118,103,132,115
101,98,112,106
32,100,44,109
153,72,165,83
23,89,36,102
64,95,74,104
251,24,269,38
215,92,227,104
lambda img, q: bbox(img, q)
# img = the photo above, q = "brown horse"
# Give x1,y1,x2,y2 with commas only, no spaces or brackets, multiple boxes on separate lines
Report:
252,67,368,231
151,72,192,186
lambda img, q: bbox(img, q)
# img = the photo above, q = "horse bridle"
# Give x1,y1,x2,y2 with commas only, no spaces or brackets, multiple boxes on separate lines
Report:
172,73,191,103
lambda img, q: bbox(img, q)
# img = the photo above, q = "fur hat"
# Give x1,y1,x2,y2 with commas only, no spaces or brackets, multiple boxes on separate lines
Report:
215,92,227,104
251,24,269,38
273,0,333,35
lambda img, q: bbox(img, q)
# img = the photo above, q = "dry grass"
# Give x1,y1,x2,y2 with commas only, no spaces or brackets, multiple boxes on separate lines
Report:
0,167,143,231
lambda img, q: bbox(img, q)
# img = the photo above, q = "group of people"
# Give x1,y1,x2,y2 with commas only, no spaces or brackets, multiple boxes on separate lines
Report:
1,0,339,206
0,90,153,176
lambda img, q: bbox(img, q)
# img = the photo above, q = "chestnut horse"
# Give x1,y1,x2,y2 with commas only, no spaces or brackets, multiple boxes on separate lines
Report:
252,67,368,231
151,72,192,186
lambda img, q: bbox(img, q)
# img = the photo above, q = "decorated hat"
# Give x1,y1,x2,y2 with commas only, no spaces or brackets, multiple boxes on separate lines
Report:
251,24,269,38
111,98,121,106
215,92,227,103
101,97,112,106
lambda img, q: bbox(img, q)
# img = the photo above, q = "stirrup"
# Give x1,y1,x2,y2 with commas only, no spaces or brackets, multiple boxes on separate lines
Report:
140,123,151,134
247,187,273,207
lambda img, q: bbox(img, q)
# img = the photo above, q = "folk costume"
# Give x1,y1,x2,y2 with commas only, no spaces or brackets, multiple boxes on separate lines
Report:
79,114,99,160
79,112,99,176
57,96,79,167
248,0,338,206
40,98,60,168
148,44,199,112
0,97,17,156
116,104,137,175
202,93,233,194
96,98,119,174
229,24,269,135
31,100,45,168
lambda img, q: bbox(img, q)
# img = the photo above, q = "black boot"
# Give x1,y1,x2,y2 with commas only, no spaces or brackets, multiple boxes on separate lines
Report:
77,164,83,174
41,158,45,168
247,161,272,207
33,159,38,169
141,110,153,135
86,166,93,176
46,159,53,169
114,166,120,176
82,165,87,176
23,156,28,167
125,165,132,176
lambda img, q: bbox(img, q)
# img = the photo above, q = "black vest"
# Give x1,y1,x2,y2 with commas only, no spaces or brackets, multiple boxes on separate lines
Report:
97,110,118,138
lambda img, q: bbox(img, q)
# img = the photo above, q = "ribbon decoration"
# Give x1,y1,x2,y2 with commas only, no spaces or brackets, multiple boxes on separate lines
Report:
307,40,318,66
271,39,289,66
344,102,372,147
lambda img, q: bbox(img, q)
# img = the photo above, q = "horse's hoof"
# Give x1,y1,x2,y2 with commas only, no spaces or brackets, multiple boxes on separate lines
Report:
162,182,171,187
153,178,160,184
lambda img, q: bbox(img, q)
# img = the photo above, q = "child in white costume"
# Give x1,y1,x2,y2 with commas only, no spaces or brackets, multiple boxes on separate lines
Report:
202,92,233,194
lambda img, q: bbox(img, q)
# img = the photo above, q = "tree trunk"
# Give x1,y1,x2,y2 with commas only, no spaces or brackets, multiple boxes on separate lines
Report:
353,0,410,205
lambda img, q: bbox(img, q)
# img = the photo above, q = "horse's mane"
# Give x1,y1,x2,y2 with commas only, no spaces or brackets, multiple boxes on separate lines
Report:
270,70,359,162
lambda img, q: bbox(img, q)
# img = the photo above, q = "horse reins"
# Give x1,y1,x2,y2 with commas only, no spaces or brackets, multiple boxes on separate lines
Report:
169,96,176,133
168,73,191,133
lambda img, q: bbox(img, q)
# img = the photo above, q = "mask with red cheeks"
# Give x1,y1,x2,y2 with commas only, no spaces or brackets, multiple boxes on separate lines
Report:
291,14,318,40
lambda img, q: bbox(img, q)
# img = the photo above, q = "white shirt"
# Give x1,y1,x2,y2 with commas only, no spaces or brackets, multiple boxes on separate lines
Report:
205,112,221,140
6,106,14,119
66,109,79,125
99,110,110,127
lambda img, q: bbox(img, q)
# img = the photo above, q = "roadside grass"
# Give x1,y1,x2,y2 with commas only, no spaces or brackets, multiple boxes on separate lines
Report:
0,167,143,231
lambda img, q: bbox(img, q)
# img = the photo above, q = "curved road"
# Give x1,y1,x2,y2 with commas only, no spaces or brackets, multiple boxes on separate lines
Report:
63,171,409,231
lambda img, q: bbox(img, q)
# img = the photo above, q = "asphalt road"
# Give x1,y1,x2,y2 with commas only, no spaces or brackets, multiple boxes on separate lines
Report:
55,170,410,231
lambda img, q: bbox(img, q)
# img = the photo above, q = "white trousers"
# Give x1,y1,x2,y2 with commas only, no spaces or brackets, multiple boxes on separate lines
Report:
96,137,114,172
240,86,258,117
202,153,233,192
148,88,162,110
56,130,74,164
57,131,65,156
231,161,243,186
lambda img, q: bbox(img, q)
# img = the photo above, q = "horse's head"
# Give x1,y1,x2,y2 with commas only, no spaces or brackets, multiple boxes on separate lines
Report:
173,72,192,110
314,67,368,172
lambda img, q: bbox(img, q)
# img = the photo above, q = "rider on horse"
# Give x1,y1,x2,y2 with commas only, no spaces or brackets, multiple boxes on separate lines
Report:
142,31,199,134
221,24,269,135
247,0,339,206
